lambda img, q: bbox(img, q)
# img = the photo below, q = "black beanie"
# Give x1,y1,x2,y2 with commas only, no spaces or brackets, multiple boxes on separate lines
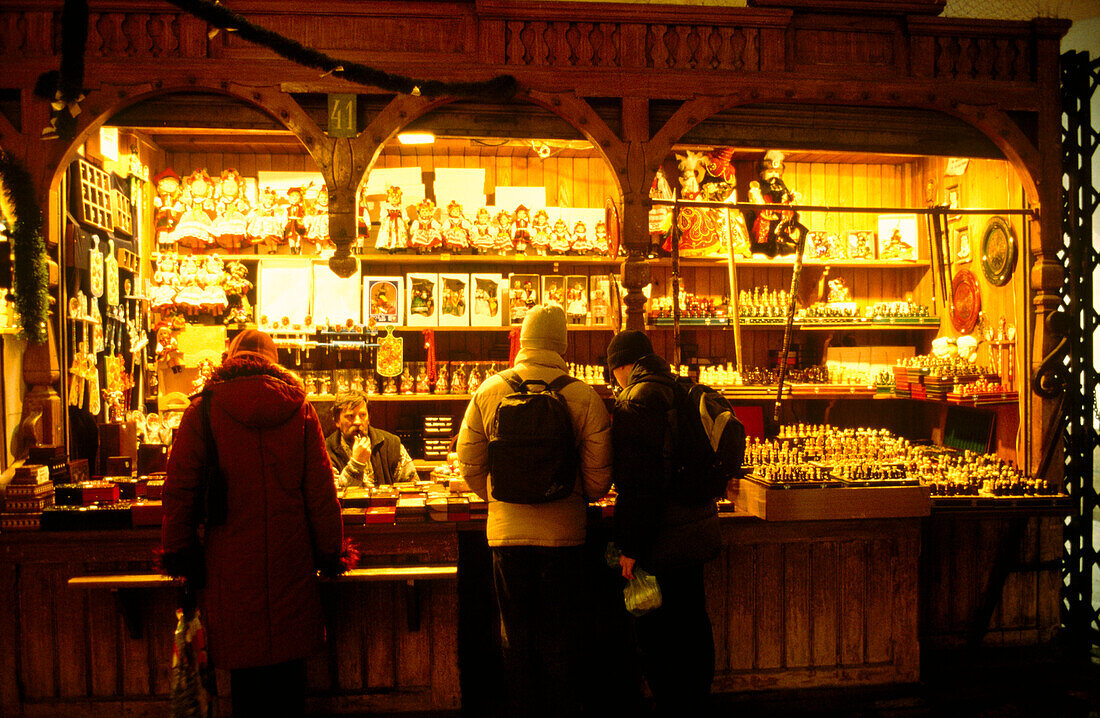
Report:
606,330,654,372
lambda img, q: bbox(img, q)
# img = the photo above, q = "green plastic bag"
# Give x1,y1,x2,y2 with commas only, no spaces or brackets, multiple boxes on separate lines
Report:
623,569,662,617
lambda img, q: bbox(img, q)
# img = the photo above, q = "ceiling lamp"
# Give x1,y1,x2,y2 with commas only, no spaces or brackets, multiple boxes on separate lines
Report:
397,131,435,145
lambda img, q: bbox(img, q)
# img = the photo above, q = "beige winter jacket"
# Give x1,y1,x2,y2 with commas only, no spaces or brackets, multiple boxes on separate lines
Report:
457,347,612,547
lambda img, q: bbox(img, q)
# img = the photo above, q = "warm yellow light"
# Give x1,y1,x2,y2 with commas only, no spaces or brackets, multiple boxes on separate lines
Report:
397,132,435,145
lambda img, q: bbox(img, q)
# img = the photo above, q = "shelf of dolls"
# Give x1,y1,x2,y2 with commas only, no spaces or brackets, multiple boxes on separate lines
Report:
230,253,621,266
653,257,930,269
647,320,940,331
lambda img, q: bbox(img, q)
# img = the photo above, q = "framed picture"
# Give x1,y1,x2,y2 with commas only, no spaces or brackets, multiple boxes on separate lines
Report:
590,275,612,325
312,262,362,328
847,231,876,260
945,184,961,223
364,276,403,325
406,273,439,326
508,273,539,324
564,275,589,324
541,275,566,308
257,261,311,330
953,226,972,265
471,273,504,327
807,231,829,260
438,273,470,326
877,214,919,261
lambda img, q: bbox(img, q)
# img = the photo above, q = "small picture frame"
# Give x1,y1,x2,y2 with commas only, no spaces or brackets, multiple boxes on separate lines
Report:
564,275,589,325
364,276,403,325
945,184,961,223
406,273,439,326
508,273,539,325
954,225,972,264
807,231,829,260
471,273,504,327
877,214,919,261
847,231,876,260
589,275,612,325
541,275,566,309
438,273,470,326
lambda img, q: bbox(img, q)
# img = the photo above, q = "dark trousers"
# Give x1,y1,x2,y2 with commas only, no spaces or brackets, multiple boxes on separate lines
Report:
229,658,306,718
492,545,584,718
634,564,714,717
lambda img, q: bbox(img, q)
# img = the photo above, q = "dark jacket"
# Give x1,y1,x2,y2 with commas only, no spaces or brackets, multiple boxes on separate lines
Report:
325,424,404,487
612,353,721,573
161,356,344,669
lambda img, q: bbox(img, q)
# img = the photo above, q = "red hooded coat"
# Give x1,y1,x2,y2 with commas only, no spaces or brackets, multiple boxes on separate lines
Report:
161,357,344,669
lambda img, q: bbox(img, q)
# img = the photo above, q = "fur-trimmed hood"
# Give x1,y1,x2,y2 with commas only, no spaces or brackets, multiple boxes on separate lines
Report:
200,356,307,430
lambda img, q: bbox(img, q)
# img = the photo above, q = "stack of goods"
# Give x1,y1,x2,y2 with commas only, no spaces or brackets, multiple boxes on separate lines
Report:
427,495,471,522
395,483,429,523
430,453,469,493
908,449,1057,498
422,415,454,461
946,378,1018,405
738,286,788,324
893,353,996,401
2,465,54,531
866,301,934,324
648,292,727,325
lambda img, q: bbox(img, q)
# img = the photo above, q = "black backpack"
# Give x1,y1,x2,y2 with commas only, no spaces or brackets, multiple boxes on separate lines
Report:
488,370,579,504
667,377,746,503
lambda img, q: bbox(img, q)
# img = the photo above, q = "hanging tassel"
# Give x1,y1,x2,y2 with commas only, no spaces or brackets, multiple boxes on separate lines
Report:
508,326,520,366
422,329,436,385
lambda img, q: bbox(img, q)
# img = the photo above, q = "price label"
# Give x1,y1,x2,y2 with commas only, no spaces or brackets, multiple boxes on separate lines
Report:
327,94,357,138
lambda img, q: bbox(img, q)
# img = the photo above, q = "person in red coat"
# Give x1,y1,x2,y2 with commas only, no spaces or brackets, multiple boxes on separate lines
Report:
160,329,350,717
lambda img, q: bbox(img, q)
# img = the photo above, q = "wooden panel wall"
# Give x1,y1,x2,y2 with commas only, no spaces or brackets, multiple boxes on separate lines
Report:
709,518,921,691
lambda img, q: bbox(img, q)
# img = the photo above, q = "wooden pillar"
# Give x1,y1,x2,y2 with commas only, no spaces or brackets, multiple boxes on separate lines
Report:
620,96,651,331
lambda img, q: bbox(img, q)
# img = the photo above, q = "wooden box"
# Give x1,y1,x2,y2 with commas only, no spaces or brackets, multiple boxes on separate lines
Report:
732,478,930,521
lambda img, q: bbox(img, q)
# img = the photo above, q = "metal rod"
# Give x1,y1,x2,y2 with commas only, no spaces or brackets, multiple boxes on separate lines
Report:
650,198,1039,217
671,193,681,368
771,224,808,431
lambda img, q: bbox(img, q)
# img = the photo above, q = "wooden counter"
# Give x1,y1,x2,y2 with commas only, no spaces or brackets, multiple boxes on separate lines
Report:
0,505,1064,716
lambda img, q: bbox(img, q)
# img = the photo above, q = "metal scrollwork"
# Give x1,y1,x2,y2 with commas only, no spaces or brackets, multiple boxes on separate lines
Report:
1031,309,1071,399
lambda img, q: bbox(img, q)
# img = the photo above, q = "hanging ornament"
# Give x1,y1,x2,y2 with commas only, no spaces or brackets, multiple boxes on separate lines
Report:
104,238,119,306
88,234,104,298
376,325,403,378
89,296,104,353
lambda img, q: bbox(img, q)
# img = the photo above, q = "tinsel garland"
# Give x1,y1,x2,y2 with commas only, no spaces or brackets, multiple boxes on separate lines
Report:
163,0,518,100
0,152,49,344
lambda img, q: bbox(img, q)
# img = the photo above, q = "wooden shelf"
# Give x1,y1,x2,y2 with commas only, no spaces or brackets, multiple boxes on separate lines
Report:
650,321,939,331
653,257,930,269
234,253,620,266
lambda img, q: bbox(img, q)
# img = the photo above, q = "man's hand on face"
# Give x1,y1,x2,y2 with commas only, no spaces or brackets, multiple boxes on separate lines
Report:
350,435,372,463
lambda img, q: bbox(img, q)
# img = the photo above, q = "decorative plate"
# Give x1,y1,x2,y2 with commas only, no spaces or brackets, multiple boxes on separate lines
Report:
980,216,1017,287
951,269,981,335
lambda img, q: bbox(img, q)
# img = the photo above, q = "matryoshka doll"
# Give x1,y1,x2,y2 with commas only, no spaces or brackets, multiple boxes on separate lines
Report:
571,220,592,255
511,205,532,254
305,185,332,251
408,198,442,253
470,207,495,254
549,218,573,255
493,209,514,253
530,209,551,255
282,186,308,255
441,200,472,253
375,185,408,252
171,169,216,250
152,169,183,250
247,188,284,253
212,168,249,251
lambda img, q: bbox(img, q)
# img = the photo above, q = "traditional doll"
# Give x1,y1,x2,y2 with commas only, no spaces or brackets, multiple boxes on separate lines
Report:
470,207,495,254
150,253,180,312
171,169,216,250
282,187,309,255
212,168,249,250
648,168,674,248
566,282,588,322
747,149,802,257
441,200,472,252
450,363,467,394
593,219,609,256
356,184,372,253
173,254,205,314
155,325,183,373
530,209,552,255
375,185,408,252
400,366,414,395
435,362,449,395
548,218,573,254
247,188,284,252
198,254,228,314
511,205,532,254
493,210,514,253
414,364,430,394
152,169,183,250
408,198,443,253
571,220,592,255
305,185,332,251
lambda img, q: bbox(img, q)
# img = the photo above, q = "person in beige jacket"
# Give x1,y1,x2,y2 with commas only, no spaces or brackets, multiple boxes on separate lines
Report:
458,303,611,718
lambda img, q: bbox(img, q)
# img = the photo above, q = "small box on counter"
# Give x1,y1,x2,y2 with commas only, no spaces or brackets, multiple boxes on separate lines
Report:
55,481,121,506
395,496,427,522
41,503,133,530
144,476,165,500
368,487,399,507
27,445,66,462
364,506,397,524
130,500,164,526
97,421,138,475
11,464,50,486
340,487,370,508
341,507,366,525
68,458,90,484
3,495,55,512
137,444,169,475
103,456,134,477
111,477,148,501
427,496,470,522
4,481,56,501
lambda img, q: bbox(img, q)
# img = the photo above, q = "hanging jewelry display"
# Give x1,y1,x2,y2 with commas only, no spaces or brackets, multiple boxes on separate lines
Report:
980,216,1017,287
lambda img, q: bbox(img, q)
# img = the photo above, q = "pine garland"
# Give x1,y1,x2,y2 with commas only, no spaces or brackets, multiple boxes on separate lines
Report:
162,0,518,100
0,151,50,344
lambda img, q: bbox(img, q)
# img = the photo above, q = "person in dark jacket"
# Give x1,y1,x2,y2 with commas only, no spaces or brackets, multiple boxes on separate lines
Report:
160,329,351,718
325,390,417,488
606,330,721,717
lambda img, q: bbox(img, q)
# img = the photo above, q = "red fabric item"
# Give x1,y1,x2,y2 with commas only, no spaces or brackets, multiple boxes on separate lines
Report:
423,329,436,383
508,326,520,366
161,357,344,669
